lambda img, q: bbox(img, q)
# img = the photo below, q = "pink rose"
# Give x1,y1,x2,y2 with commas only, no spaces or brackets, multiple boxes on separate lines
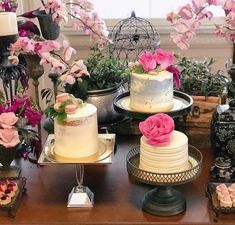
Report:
139,113,174,146
154,48,174,69
0,128,20,148
138,51,157,72
0,112,18,129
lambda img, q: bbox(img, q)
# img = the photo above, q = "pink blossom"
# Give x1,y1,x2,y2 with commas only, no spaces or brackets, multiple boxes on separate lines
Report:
63,40,76,61
70,60,89,77
50,58,66,73
60,74,76,85
139,113,175,146
154,49,174,70
166,12,178,23
0,112,18,129
138,51,157,72
178,4,194,19
168,0,235,49
0,128,20,148
8,55,19,65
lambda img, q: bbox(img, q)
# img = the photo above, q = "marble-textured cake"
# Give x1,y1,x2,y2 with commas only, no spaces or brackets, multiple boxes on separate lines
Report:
130,71,173,112
53,94,99,160
139,113,189,174
129,49,180,113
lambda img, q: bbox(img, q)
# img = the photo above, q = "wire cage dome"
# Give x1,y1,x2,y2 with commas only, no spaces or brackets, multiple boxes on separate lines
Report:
109,11,160,65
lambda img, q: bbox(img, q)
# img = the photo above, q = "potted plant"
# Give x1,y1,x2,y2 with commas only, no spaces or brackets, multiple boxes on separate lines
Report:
63,46,130,125
176,56,228,128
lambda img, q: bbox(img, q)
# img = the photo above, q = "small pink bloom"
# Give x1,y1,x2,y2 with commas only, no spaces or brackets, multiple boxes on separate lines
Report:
154,48,174,69
54,103,62,112
139,113,175,146
63,40,76,61
178,4,194,19
0,112,18,129
166,12,177,23
65,104,77,114
174,21,190,33
138,51,156,72
0,128,20,148
8,55,19,65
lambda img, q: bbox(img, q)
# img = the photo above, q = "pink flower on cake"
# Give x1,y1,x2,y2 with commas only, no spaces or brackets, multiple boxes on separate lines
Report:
138,51,157,72
130,48,181,89
154,49,174,70
139,113,175,146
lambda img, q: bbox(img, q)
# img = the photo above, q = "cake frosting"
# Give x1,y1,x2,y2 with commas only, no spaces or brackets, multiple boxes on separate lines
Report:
53,93,99,160
130,71,173,112
139,113,189,174
128,49,180,113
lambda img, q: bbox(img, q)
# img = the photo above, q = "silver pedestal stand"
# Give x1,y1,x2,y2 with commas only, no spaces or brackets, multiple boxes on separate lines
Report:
38,133,115,208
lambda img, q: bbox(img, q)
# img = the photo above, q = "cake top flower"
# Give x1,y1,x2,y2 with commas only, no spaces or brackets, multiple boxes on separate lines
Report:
129,48,181,89
139,113,175,146
45,93,84,122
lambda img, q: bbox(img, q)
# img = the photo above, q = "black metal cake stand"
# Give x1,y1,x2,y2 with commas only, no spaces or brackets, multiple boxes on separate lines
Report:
113,91,193,120
126,145,203,216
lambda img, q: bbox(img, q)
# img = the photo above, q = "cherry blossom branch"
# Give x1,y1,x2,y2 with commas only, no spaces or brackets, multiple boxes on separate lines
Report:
68,12,103,39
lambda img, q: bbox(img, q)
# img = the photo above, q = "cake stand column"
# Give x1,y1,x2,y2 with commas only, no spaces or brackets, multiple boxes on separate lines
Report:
67,164,94,207
142,185,186,216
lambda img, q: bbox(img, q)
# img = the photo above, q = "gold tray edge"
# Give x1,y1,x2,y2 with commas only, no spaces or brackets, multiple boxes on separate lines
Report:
38,134,115,165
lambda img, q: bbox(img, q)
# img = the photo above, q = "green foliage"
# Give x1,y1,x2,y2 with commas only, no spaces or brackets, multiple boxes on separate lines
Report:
85,46,130,91
176,56,227,96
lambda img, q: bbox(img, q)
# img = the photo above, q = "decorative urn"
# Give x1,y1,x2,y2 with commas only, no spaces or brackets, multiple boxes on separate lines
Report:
211,99,235,166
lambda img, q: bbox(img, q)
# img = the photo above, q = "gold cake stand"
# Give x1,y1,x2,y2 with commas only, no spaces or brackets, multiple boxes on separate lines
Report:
127,145,203,216
38,133,115,207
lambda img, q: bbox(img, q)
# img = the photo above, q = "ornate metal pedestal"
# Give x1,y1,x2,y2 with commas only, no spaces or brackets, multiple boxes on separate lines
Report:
113,91,193,134
38,134,115,207
127,145,203,216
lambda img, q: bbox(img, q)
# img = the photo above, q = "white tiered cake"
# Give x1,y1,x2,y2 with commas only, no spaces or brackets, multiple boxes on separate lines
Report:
53,94,99,160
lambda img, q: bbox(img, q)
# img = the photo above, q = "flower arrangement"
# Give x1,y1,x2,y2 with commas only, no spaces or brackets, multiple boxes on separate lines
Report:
129,48,181,89
0,0,109,47
60,46,130,100
167,0,235,50
0,91,42,157
139,113,175,146
0,0,17,12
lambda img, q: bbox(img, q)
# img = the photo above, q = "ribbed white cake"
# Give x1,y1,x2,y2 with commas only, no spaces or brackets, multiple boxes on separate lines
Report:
130,71,173,112
139,131,189,173
54,103,99,159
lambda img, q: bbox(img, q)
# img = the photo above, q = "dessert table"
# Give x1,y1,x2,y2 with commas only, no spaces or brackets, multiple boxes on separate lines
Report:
1,132,235,225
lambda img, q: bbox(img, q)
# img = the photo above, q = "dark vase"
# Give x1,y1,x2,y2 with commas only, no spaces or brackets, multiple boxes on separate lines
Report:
211,99,235,166
33,10,60,40
0,145,18,169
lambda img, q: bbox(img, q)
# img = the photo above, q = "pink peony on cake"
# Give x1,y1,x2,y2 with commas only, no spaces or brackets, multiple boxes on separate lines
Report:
139,113,189,173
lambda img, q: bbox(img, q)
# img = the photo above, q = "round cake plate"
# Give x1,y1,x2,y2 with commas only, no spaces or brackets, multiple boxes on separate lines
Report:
113,91,193,120
126,145,203,216
38,134,115,165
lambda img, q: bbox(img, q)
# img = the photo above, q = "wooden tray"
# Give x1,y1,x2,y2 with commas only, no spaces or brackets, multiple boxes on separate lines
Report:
0,177,27,218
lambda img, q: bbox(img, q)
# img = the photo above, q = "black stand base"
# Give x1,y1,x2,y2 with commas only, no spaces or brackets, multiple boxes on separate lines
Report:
142,186,186,216
0,166,21,178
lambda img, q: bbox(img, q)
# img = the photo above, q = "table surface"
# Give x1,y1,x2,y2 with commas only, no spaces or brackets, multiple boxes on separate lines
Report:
1,133,235,225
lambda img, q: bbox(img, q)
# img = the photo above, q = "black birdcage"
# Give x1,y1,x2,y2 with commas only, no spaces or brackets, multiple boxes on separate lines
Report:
109,11,160,65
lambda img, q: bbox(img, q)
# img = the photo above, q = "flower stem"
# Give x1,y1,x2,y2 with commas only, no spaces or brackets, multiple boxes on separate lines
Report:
40,0,45,7
68,12,102,39
52,52,69,66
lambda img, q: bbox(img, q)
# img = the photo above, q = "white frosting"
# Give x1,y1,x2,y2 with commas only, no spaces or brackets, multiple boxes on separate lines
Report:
54,103,99,159
0,12,18,36
130,71,173,112
139,131,189,173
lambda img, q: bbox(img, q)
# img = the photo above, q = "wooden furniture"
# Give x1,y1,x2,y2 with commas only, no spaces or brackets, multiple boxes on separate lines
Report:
1,134,234,224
